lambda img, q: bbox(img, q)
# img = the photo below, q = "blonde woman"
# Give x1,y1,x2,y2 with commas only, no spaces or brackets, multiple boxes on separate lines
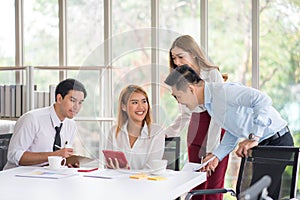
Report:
166,35,229,200
106,85,165,170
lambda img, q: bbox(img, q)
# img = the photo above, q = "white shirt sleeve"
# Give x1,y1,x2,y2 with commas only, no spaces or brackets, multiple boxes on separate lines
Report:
203,69,224,153
144,126,166,168
206,120,222,152
164,104,191,137
6,113,36,167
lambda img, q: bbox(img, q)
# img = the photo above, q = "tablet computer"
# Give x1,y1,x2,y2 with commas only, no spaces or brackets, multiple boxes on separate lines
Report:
102,150,129,169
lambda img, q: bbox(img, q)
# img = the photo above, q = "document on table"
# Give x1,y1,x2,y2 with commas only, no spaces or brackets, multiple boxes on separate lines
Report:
15,169,79,179
83,169,132,179
182,156,216,172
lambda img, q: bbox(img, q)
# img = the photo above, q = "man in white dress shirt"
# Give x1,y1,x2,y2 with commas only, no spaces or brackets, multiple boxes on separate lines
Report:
4,79,87,169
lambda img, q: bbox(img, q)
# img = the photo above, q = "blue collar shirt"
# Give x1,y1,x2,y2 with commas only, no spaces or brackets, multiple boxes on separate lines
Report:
204,82,287,160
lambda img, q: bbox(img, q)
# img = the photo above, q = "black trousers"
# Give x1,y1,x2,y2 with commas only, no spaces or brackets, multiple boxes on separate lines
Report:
251,130,294,199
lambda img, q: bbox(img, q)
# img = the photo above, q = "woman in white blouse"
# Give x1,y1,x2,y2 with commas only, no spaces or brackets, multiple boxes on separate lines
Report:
106,85,165,170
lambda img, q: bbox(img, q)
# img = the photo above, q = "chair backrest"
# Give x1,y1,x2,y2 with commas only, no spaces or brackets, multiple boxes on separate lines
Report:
163,137,180,171
0,133,13,171
236,146,299,199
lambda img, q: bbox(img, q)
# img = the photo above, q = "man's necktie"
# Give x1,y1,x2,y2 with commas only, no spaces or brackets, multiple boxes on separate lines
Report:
53,123,63,151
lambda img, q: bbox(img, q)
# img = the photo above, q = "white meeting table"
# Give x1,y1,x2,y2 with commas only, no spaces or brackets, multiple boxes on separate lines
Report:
0,166,206,200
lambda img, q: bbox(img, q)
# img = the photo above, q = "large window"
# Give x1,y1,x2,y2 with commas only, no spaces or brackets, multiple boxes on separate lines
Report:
24,0,59,66
0,0,299,195
208,1,252,84
111,0,152,113
67,0,104,66
259,0,300,132
0,1,15,84
0,1,15,67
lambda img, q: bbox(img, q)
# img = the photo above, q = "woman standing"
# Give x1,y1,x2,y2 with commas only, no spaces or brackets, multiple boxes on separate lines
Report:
166,35,229,200
106,85,165,170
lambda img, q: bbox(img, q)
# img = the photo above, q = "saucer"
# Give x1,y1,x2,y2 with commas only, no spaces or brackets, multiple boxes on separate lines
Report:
44,166,68,171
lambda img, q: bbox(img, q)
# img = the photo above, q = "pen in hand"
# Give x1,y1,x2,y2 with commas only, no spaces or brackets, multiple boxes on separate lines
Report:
54,141,69,149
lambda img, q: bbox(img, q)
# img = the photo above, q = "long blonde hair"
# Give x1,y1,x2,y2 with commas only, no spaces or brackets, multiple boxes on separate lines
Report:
115,85,152,138
169,35,219,73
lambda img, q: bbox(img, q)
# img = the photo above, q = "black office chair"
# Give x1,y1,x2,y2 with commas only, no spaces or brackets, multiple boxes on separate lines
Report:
185,146,300,200
185,175,273,200
0,133,13,170
163,137,180,171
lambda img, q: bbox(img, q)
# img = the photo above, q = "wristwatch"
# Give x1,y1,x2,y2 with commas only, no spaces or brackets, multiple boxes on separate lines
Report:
248,133,260,142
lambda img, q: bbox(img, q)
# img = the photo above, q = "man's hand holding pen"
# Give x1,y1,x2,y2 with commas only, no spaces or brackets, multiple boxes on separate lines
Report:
53,141,79,167
54,141,73,158
56,147,73,158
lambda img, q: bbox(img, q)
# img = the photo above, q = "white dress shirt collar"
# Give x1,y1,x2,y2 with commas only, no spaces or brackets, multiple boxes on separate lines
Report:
49,105,64,128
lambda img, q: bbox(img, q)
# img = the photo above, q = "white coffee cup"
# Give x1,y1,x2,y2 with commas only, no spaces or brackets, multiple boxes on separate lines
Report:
48,156,66,169
148,159,168,175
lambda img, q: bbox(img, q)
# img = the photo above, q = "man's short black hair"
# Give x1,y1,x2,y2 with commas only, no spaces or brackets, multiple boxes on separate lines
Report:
55,79,87,101
164,64,202,91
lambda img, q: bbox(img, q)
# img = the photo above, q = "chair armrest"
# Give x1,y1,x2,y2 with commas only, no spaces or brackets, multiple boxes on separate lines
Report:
185,188,236,200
